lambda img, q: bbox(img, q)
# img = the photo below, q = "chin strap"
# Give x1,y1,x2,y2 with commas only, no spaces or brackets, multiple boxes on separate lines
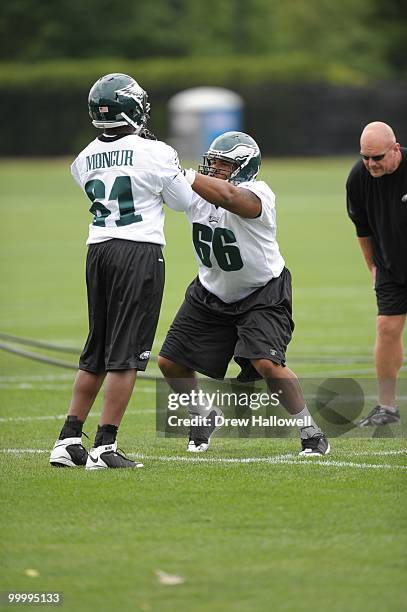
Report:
120,112,142,133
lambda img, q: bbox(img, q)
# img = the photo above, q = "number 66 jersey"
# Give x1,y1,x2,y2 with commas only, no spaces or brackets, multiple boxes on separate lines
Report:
71,132,192,246
186,180,285,303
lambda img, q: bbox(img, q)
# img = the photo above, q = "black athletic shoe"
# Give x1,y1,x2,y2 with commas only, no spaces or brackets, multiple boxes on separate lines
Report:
357,405,400,427
50,437,88,467
85,442,144,470
299,434,330,456
187,407,223,453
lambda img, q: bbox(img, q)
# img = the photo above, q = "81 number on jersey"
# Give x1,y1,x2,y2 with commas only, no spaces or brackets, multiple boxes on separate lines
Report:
85,176,142,227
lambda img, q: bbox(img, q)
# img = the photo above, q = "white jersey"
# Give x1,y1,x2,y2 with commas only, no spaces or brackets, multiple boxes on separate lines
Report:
71,133,192,245
186,180,285,303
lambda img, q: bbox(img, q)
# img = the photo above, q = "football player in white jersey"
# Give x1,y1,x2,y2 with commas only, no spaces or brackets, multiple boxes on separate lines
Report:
158,131,330,456
50,73,192,469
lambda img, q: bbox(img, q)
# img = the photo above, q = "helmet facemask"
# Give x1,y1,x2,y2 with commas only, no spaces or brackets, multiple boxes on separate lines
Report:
202,155,239,181
198,132,261,185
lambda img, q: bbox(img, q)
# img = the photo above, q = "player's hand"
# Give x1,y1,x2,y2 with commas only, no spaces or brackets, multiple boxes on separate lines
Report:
182,168,196,185
371,266,377,288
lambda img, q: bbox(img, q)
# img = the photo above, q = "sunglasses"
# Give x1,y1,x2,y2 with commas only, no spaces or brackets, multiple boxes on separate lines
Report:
360,145,393,162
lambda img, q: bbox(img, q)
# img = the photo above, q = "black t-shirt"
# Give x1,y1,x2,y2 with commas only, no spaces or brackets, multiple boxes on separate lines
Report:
346,147,407,284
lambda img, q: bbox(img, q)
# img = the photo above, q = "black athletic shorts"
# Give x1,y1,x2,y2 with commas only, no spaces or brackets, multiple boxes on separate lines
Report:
79,239,165,373
159,268,294,382
375,268,407,316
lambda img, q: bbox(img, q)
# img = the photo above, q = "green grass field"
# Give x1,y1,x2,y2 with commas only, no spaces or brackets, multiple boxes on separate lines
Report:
0,158,406,612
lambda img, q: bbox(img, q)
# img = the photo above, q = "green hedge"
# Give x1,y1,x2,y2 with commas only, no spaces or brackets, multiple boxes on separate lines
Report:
0,55,368,90
1,57,405,157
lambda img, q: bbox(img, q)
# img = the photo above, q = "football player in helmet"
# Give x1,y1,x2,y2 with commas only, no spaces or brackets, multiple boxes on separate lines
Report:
199,131,261,184
49,73,192,469
158,131,330,457
88,72,152,135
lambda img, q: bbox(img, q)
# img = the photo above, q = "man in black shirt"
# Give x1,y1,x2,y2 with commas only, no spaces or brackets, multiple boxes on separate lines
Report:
346,121,406,426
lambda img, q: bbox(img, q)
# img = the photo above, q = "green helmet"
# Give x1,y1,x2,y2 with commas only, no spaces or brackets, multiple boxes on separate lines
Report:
88,73,150,132
199,131,261,184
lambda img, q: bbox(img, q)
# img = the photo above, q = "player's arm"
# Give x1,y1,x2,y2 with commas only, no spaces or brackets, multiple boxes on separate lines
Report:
161,147,193,212
357,236,374,270
162,173,193,211
186,171,261,218
346,176,375,283
357,236,376,284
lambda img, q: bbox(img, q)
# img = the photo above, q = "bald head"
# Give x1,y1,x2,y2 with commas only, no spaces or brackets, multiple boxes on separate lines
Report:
360,122,396,151
359,121,401,177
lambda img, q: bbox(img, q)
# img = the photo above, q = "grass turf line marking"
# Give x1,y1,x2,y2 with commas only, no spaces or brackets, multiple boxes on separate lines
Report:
0,409,156,422
1,449,406,470
0,437,405,458
0,373,75,382
0,373,156,386
131,454,407,470
298,368,376,376
345,449,406,456
0,383,155,393
2,449,48,454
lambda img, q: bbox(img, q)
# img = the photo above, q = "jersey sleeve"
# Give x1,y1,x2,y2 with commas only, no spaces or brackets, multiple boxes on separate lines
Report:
70,156,82,188
346,167,373,237
158,145,193,212
239,181,275,226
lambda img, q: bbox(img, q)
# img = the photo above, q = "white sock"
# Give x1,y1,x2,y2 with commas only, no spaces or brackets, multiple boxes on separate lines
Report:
290,406,322,439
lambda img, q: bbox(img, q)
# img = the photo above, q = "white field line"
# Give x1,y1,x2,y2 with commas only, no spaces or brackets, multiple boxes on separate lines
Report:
0,383,155,392
0,374,75,382
0,368,388,384
2,402,407,423
1,448,406,470
1,448,405,458
0,371,376,383
0,443,404,458
344,449,406,456
297,368,376,376
0,373,156,387
0,409,155,422
1,368,405,387
130,454,407,471
0,384,80,391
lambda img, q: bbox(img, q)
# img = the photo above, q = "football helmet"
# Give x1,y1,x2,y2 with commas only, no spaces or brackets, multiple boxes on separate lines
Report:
199,131,261,184
88,73,150,132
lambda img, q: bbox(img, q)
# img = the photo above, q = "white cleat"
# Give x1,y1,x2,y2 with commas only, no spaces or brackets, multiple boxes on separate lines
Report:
50,437,88,467
85,442,144,470
187,440,210,453
186,407,223,453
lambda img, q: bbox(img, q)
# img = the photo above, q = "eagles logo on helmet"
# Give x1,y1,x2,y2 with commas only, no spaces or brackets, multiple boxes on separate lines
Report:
88,73,150,133
199,131,261,185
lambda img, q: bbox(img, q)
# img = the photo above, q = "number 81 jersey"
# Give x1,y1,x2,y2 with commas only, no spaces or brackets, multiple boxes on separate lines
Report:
71,133,192,246
186,180,285,303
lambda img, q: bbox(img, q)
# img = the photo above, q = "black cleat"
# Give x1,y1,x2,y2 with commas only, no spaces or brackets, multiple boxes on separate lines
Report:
299,433,330,456
85,442,144,470
50,437,88,467
187,407,223,453
357,405,400,427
